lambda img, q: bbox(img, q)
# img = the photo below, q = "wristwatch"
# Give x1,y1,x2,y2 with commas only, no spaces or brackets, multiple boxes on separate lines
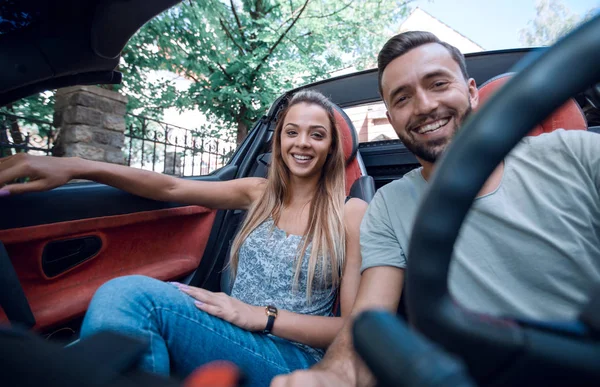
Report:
263,305,278,334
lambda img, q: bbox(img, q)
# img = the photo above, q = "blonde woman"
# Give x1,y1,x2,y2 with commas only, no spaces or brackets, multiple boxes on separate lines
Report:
0,90,367,386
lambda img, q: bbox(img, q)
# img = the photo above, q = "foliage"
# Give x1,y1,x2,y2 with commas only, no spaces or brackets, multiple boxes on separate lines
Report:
118,0,412,143
6,0,412,145
519,0,599,46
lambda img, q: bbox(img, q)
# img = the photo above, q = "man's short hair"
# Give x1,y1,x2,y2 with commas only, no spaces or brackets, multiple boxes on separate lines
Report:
377,31,469,97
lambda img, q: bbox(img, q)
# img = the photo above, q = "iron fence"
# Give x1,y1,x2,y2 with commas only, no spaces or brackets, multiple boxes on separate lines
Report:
125,114,236,176
0,111,236,177
0,112,56,157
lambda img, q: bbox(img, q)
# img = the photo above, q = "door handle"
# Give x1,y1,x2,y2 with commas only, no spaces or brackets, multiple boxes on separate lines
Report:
42,236,102,278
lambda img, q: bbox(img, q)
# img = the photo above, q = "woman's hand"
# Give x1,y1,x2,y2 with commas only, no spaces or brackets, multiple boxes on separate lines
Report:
173,283,267,332
0,153,76,195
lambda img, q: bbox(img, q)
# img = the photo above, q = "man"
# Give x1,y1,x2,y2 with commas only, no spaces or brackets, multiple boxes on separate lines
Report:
272,31,600,386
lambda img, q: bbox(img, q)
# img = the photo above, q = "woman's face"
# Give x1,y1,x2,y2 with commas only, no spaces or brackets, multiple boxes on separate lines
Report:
279,102,333,180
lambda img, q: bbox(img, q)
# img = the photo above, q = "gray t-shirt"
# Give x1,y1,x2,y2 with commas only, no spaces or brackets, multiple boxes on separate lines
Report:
360,129,600,320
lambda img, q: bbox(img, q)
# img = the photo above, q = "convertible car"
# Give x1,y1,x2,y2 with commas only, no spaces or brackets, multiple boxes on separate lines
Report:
1,0,599,386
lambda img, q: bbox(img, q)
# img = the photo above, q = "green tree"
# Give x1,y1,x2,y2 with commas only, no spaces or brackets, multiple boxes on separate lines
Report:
5,1,411,145
119,0,412,143
519,0,598,46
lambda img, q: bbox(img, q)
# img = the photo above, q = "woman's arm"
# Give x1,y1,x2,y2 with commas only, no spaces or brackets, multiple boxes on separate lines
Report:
0,153,266,210
177,198,369,349
177,285,346,349
265,311,345,349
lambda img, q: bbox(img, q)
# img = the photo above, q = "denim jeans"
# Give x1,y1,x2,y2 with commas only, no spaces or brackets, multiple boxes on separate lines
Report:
80,275,318,386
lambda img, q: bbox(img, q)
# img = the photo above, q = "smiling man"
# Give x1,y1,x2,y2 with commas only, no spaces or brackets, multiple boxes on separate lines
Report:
272,30,600,387
379,34,477,178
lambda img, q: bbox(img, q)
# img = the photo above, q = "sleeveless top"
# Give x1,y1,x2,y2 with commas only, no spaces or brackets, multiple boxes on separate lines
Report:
230,217,337,361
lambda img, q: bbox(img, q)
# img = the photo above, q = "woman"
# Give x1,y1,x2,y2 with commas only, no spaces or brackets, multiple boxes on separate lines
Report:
0,90,367,386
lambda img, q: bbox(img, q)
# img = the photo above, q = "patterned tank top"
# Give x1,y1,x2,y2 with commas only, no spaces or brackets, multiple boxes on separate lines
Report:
230,218,336,360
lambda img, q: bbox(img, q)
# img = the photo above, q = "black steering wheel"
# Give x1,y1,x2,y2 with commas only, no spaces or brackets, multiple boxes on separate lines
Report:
354,13,600,387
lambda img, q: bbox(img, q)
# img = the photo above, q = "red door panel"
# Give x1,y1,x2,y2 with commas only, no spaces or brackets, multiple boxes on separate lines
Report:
0,205,216,331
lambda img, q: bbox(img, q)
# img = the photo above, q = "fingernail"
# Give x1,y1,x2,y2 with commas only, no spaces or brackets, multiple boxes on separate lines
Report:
168,281,181,286
194,300,203,307
0,189,10,197
178,284,190,291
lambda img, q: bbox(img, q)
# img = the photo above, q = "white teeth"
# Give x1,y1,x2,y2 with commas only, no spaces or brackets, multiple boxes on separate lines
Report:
417,118,450,134
293,154,312,160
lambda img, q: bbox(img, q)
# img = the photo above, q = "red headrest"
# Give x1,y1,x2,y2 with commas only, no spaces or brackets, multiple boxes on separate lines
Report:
477,73,587,136
333,107,358,164
332,105,361,195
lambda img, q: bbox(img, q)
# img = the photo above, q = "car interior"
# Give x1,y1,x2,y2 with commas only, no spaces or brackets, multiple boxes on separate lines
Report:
1,1,600,386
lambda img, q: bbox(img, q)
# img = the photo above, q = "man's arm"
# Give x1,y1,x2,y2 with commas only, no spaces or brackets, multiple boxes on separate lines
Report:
270,267,404,387
581,131,600,191
318,266,405,385
555,130,600,191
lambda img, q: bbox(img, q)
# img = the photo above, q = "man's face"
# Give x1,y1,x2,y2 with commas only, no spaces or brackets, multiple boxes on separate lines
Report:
381,43,479,163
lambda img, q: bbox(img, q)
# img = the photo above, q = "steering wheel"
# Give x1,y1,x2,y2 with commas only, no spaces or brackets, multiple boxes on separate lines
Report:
354,13,600,387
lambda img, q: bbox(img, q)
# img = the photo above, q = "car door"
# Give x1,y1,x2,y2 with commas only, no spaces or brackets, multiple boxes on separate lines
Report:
0,115,271,336
0,0,227,337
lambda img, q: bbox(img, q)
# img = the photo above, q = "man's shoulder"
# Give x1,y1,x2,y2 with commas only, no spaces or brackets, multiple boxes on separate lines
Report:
521,129,593,148
514,129,597,159
367,167,426,220
377,167,425,199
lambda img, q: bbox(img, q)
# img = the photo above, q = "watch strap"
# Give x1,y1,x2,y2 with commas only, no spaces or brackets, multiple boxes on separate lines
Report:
263,305,277,334
263,314,275,334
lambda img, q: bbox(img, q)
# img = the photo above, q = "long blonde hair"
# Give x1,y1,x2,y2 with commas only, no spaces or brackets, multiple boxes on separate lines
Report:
228,90,347,300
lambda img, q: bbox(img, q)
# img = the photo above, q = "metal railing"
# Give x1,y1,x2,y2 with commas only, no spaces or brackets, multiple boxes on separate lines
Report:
125,114,236,176
0,112,56,157
0,112,236,177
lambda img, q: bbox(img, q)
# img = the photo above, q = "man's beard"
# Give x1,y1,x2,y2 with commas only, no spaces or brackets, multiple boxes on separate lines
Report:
399,103,472,163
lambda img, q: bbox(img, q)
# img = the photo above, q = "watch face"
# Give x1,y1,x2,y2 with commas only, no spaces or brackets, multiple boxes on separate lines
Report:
266,305,278,316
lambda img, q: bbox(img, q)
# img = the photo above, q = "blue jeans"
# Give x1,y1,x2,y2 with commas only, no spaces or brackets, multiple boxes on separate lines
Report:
80,275,317,386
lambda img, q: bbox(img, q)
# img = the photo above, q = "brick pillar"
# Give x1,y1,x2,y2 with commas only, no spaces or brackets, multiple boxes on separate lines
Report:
52,86,128,164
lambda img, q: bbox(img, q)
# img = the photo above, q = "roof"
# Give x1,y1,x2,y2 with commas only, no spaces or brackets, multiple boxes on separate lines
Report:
0,0,182,107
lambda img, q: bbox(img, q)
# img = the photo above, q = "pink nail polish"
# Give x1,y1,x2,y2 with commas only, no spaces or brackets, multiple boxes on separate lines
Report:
194,300,203,306
0,189,10,197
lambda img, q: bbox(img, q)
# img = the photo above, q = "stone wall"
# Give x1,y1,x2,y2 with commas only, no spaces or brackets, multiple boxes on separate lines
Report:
52,86,128,164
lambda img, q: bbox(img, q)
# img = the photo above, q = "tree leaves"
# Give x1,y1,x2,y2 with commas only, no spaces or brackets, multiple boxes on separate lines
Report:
519,0,598,47
121,0,412,143
9,0,411,144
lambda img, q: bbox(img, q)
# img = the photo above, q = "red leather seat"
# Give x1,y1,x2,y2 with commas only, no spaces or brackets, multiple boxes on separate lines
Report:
477,73,588,135
332,104,375,203
333,106,362,195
